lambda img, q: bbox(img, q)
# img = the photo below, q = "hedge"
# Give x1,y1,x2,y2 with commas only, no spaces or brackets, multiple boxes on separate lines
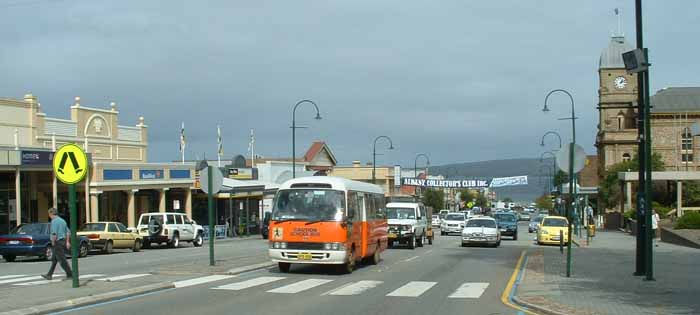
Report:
675,212,700,229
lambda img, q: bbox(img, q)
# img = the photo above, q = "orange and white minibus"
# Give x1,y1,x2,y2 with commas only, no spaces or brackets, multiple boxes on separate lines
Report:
268,176,388,273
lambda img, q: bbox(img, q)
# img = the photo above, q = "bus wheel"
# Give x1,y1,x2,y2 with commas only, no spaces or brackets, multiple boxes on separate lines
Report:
278,262,291,273
369,248,380,265
340,249,355,274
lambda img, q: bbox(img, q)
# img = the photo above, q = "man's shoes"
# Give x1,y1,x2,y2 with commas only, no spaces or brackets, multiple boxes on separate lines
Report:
41,274,52,280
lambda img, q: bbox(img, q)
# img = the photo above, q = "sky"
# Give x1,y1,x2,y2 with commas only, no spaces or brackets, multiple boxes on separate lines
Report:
1,0,698,168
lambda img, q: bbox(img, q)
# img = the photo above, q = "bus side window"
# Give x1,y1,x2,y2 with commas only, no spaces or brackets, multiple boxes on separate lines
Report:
375,194,386,219
347,191,359,221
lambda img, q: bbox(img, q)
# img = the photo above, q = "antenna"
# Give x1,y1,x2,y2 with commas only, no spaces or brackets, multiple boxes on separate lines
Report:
615,8,623,37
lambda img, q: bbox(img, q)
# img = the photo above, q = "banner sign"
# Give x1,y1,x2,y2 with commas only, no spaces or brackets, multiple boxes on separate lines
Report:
21,150,54,165
140,169,164,180
393,165,401,187
489,175,528,188
401,178,490,188
202,225,227,239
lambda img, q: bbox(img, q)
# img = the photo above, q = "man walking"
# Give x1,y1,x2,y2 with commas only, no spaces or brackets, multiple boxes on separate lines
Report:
42,208,72,280
651,209,660,247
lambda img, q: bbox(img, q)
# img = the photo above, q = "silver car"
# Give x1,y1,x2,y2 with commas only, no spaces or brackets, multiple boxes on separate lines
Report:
440,213,466,235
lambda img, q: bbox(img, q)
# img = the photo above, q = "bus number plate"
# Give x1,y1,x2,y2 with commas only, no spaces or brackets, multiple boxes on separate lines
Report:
298,253,313,260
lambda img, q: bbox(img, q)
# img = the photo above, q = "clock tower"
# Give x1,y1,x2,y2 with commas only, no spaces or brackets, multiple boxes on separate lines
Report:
596,35,639,173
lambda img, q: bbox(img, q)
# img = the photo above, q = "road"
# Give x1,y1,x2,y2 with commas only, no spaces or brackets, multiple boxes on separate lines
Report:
52,222,533,315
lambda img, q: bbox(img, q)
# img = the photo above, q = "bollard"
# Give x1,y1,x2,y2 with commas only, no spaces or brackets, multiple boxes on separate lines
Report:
560,229,564,254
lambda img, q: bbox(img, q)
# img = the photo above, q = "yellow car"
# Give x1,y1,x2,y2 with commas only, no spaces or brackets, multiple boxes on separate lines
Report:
78,222,143,254
536,216,570,245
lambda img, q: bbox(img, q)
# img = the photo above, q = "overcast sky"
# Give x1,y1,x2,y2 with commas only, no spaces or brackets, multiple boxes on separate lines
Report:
1,1,698,168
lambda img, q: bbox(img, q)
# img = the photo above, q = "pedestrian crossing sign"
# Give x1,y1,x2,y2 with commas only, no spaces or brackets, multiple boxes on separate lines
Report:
53,143,89,184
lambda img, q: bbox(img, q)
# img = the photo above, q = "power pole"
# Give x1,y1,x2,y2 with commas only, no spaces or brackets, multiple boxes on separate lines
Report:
633,0,646,277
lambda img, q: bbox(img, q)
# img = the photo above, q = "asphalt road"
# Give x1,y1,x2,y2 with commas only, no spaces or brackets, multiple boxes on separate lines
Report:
59,222,534,315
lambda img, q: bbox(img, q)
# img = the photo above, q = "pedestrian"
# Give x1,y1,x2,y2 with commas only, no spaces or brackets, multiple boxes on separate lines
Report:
42,208,72,280
651,209,660,247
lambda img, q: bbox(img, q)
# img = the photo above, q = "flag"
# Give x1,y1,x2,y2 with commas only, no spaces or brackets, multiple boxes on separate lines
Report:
217,125,223,156
247,129,254,154
179,122,186,153
614,8,619,15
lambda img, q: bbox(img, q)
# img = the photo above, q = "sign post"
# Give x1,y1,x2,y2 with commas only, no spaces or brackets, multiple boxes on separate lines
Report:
52,143,88,288
200,164,223,266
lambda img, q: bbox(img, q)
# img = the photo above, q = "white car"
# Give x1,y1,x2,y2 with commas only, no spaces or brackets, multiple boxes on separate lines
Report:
440,212,466,235
431,215,441,228
136,212,204,248
386,202,430,249
461,216,500,247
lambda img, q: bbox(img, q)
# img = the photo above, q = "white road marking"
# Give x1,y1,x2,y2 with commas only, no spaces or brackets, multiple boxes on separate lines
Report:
173,275,236,288
325,280,384,296
0,275,27,280
212,276,286,291
403,256,419,262
386,281,437,297
267,279,333,294
14,274,103,286
96,274,151,282
0,275,54,285
448,282,490,298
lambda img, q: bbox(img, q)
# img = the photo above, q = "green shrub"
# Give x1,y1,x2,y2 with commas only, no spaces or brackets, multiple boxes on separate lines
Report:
652,201,672,218
624,209,637,220
674,212,700,229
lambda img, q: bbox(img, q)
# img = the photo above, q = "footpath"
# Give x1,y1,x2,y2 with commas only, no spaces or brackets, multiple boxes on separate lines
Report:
0,236,272,315
514,230,700,315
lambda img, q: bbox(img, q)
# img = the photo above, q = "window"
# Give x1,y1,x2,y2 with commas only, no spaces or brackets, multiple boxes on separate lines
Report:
682,128,693,163
617,112,625,130
116,223,128,232
272,189,347,222
108,223,119,233
176,215,184,224
81,223,106,232
622,153,631,162
166,215,176,225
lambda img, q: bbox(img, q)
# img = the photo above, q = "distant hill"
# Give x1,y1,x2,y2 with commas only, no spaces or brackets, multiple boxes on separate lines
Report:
429,158,556,203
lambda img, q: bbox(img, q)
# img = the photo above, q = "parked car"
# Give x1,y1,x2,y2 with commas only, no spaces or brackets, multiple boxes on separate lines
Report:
386,202,430,249
431,214,441,228
440,212,466,235
77,222,143,254
461,216,500,247
519,212,531,221
0,223,91,262
537,216,570,245
529,214,545,233
494,212,518,240
136,213,204,248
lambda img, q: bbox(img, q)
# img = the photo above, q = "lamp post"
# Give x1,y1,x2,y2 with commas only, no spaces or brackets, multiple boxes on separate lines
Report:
541,131,562,150
442,167,459,210
542,89,576,278
372,136,394,184
541,150,560,215
291,100,322,178
414,154,430,198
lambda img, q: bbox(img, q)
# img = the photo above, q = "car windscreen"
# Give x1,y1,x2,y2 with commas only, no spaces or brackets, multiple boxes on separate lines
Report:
444,214,464,221
543,218,568,227
81,223,106,232
272,189,346,222
494,213,516,222
386,208,416,220
531,215,545,222
466,219,496,228
12,223,46,234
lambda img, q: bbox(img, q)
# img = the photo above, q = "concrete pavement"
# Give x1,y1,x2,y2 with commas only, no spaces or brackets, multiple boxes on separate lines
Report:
55,223,534,315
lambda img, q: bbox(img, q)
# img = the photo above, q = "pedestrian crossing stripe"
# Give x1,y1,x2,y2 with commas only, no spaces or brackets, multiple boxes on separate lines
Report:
324,280,383,296
96,274,151,282
267,279,333,294
0,275,57,285
448,282,489,298
213,276,286,291
173,275,236,288
14,274,104,286
386,281,437,297
0,274,27,280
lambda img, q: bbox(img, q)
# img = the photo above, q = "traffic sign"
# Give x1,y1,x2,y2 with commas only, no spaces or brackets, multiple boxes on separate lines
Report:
53,143,89,184
555,143,586,174
200,167,224,194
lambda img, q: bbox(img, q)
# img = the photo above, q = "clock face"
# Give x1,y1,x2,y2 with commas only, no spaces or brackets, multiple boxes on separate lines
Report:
614,76,627,89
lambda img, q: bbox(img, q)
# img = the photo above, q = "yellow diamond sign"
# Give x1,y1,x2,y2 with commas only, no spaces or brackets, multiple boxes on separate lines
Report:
53,143,89,184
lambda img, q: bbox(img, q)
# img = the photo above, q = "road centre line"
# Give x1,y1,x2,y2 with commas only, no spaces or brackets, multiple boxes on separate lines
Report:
403,256,420,262
173,275,236,288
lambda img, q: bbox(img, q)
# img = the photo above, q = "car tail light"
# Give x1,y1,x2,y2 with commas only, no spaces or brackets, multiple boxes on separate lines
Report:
0,237,33,244
20,238,34,244
87,234,100,240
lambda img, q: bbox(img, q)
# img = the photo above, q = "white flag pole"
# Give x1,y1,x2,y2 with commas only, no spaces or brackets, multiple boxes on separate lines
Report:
217,125,222,167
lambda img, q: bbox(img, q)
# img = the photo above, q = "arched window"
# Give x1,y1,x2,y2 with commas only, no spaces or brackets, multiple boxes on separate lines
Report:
622,153,631,162
617,112,625,130
682,127,693,163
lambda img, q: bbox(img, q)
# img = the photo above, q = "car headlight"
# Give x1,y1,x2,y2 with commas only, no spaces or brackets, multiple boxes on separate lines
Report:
402,225,412,231
541,230,549,235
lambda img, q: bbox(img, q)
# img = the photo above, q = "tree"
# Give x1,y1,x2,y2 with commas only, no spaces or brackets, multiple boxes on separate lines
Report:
502,197,513,203
535,194,554,212
553,170,569,187
457,189,476,203
598,152,664,210
422,189,445,210
474,191,489,208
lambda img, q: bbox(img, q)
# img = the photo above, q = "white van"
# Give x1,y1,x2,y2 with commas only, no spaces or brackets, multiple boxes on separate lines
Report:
385,202,429,249
136,212,204,248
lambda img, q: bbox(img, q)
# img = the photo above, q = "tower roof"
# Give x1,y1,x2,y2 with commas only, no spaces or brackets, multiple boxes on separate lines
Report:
599,36,633,69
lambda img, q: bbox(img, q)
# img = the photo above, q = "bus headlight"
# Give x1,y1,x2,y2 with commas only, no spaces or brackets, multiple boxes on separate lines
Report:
323,243,345,251
270,242,287,249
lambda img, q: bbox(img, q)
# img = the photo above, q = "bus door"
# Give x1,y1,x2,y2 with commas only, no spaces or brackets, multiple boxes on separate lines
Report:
347,191,365,259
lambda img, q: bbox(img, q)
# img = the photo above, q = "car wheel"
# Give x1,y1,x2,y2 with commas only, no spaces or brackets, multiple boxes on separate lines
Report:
143,241,151,249
417,234,424,247
133,240,142,252
3,255,16,262
193,233,203,247
44,246,53,261
496,241,501,247
513,233,518,241
408,236,416,249
278,262,291,273
79,242,89,257
461,242,466,247
169,234,180,248
104,240,114,254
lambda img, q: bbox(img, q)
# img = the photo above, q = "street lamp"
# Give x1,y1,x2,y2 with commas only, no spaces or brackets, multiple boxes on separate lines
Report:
372,135,394,184
414,153,430,177
291,100,322,179
540,131,562,150
542,89,576,278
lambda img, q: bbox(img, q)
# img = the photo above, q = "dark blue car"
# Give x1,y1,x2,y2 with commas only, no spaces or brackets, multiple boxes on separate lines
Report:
0,223,91,262
494,212,518,240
